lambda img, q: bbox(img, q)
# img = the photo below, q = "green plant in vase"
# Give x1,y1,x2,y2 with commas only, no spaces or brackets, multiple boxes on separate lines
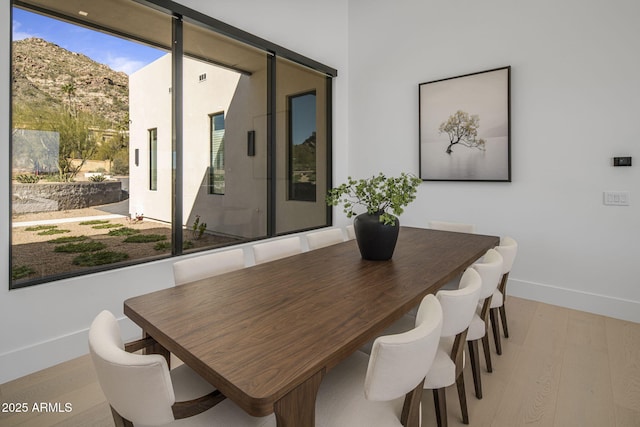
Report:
327,172,421,260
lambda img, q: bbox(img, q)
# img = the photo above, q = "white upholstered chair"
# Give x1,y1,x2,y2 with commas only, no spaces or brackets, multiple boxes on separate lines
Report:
428,220,476,291
252,236,302,265
490,236,518,355
89,310,276,427
428,221,476,234
172,248,245,285
424,267,482,427
465,249,503,399
306,228,345,250
315,294,443,427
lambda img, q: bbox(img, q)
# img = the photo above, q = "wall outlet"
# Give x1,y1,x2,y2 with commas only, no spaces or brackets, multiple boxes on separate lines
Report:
603,191,630,206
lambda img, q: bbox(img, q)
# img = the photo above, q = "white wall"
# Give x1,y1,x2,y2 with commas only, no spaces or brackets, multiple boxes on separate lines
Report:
0,0,349,384
347,0,640,321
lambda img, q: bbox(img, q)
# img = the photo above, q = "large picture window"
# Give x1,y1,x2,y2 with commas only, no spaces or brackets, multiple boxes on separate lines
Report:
9,0,336,288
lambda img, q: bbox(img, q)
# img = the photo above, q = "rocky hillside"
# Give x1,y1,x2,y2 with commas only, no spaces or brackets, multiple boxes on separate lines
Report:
12,37,129,125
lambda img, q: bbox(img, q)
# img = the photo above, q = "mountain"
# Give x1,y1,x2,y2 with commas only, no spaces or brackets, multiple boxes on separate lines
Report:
12,37,129,125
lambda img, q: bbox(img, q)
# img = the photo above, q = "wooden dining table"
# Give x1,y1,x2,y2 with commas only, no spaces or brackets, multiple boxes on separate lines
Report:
124,227,499,427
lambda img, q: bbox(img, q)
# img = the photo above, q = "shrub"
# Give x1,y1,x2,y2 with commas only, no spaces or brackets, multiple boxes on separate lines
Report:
191,215,207,240
37,228,71,236
124,234,167,243
47,235,88,244
54,241,107,253
79,219,110,225
12,265,36,280
154,241,171,251
15,174,40,183
108,227,139,236
154,240,193,251
73,251,129,266
25,225,57,231
88,174,106,182
92,223,123,229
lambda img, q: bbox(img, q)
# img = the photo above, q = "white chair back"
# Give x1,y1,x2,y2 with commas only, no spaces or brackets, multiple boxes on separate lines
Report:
428,220,475,233
252,236,302,265
436,267,482,338
173,248,245,285
365,294,443,401
472,248,504,300
496,236,518,274
88,310,176,426
306,228,345,250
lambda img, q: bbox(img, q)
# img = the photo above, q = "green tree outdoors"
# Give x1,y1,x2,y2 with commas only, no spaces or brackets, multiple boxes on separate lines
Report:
95,112,130,175
13,83,129,180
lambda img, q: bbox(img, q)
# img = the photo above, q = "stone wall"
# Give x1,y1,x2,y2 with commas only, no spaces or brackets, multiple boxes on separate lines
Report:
12,181,123,214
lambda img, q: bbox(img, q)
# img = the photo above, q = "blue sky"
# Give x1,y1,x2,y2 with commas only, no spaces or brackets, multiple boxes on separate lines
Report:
12,7,165,75
291,93,316,145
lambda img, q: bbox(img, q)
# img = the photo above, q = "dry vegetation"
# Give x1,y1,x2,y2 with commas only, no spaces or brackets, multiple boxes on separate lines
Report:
11,207,240,283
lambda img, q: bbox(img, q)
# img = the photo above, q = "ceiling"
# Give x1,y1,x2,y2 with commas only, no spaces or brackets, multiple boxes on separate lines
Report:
15,0,267,75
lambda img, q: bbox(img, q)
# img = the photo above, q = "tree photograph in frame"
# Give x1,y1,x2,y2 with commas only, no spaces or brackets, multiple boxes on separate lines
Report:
419,66,511,181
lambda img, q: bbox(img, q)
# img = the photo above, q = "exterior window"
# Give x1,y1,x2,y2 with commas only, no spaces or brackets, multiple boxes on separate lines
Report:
9,0,334,289
288,92,316,202
149,128,158,191
209,113,225,195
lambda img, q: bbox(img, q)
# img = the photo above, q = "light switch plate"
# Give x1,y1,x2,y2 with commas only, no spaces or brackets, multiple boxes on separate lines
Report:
603,191,630,206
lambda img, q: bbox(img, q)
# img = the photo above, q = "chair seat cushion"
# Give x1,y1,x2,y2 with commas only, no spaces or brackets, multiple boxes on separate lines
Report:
423,336,463,389
490,289,504,309
170,363,217,402
315,351,408,427
466,313,486,341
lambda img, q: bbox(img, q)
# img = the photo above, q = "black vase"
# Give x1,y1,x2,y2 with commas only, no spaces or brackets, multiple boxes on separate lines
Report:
353,212,400,260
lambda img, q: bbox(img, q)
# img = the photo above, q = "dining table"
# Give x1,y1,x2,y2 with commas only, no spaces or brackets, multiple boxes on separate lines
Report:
124,226,499,427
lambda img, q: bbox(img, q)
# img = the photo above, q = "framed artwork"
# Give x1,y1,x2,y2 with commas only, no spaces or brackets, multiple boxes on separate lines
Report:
419,66,511,181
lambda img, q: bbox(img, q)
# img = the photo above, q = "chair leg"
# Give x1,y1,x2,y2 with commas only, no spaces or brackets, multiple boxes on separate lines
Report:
499,304,509,338
490,308,502,355
468,340,483,399
433,388,448,427
455,374,469,424
110,406,134,427
482,334,493,373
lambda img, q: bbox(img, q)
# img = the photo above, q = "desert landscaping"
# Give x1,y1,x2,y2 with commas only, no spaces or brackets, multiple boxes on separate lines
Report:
11,205,239,283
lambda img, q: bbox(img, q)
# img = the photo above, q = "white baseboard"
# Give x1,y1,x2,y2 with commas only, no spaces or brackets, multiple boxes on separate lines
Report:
0,317,141,384
508,278,640,324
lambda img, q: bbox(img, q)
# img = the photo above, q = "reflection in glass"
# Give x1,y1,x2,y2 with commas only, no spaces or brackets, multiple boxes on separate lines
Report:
209,112,225,195
289,91,317,202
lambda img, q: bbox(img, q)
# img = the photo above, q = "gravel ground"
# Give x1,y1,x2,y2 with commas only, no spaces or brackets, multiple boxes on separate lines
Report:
11,204,240,283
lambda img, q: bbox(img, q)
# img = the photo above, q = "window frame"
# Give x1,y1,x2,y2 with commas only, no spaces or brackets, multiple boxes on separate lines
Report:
9,0,336,289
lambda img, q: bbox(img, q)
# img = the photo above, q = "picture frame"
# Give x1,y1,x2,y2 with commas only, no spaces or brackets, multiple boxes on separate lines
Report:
419,66,511,182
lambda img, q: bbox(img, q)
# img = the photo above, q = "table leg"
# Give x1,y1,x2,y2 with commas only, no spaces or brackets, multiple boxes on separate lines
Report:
143,331,170,368
273,370,324,427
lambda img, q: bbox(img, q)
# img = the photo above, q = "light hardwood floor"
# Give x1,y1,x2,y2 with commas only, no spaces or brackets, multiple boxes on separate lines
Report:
1,297,639,427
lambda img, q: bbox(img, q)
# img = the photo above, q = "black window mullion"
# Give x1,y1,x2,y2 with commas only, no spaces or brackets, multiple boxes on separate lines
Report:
171,14,183,255
266,53,276,237
325,76,333,226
